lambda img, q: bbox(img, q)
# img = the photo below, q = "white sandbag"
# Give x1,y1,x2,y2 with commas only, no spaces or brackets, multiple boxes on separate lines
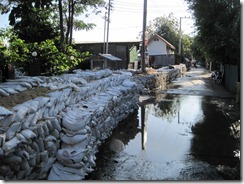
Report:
13,106,29,122
20,129,37,140
46,97,58,108
51,129,60,139
51,119,62,132
45,135,57,143
0,106,12,116
15,85,28,92
61,112,88,131
31,141,40,152
40,150,49,162
57,148,88,164
62,126,89,136
1,87,18,95
28,155,36,167
39,157,56,176
42,123,50,136
70,77,88,85
2,154,23,164
22,100,39,113
36,126,45,139
48,162,85,180
0,88,9,96
16,133,28,143
29,109,44,126
22,113,35,129
36,138,45,152
6,121,22,140
18,81,33,89
48,105,55,117
20,158,30,170
60,132,88,145
61,135,91,150
0,133,6,147
34,97,50,108
2,137,21,152
87,154,96,167
122,79,136,87
46,120,54,132
45,141,58,156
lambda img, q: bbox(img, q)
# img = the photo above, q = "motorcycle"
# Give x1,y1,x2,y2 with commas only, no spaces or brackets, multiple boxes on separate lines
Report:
211,71,223,84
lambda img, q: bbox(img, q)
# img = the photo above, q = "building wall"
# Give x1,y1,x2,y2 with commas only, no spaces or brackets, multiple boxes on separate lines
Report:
148,39,167,56
75,42,140,70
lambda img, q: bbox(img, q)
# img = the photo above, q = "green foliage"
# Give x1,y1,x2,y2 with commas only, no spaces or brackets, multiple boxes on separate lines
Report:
9,3,57,43
185,0,240,65
181,35,194,60
147,13,180,52
0,29,91,75
147,13,195,62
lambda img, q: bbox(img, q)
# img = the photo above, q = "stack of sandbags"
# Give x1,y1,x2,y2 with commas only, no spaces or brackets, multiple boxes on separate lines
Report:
48,76,139,180
0,77,45,97
0,69,139,180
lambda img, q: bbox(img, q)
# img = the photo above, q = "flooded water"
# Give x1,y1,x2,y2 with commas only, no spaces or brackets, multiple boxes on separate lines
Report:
86,93,239,180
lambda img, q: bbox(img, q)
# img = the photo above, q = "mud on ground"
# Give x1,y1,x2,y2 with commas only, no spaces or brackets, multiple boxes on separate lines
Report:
0,87,52,110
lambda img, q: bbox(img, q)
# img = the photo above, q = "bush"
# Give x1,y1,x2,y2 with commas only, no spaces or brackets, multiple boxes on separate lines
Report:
1,35,91,76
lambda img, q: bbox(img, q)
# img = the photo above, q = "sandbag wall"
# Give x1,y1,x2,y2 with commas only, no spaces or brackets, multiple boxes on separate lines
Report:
0,69,139,180
133,67,181,93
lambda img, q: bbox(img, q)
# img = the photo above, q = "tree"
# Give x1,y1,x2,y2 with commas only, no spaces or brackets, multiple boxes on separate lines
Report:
0,0,105,76
0,0,57,43
147,13,180,53
185,0,240,66
0,0,106,46
146,13,194,62
58,0,105,46
181,34,194,60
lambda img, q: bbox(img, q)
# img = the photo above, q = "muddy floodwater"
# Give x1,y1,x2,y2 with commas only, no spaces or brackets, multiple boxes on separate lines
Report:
86,93,239,180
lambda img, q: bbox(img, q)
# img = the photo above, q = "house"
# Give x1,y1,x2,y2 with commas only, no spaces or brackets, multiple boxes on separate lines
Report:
74,41,140,70
147,34,176,68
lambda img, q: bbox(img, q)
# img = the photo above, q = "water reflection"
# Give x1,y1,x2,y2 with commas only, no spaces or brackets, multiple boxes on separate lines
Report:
125,94,204,163
141,106,147,150
86,94,238,180
190,96,238,167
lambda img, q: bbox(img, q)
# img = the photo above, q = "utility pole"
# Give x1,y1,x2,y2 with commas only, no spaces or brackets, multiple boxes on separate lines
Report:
178,16,190,56
178,17,182,55
103,12,107,54
141,0,147,73
105,0,111,54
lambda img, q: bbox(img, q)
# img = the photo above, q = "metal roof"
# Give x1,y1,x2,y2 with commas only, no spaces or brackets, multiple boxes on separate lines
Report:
98,53,122,61
148,33,175,50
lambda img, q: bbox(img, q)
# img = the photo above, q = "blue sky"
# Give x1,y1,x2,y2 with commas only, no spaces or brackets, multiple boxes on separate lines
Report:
74,0,196,42
3,0,237,42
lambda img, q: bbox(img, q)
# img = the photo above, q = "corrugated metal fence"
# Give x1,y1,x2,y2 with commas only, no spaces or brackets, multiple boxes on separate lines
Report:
224,64,239,93
149,54,175,68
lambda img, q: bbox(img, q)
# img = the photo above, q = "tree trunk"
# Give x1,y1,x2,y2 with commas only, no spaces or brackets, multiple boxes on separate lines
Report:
65,1,72,44
58,0,64,49
69,0,75,45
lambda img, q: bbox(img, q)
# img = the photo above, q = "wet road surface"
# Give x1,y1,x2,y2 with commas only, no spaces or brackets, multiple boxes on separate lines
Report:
85,67,240,180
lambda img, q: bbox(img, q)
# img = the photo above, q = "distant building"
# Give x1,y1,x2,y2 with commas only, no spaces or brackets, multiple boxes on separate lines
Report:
74,41,140,70
147,34,176,68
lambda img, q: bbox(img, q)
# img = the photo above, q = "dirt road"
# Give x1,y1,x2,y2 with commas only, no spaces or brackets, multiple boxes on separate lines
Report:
165,66,236,98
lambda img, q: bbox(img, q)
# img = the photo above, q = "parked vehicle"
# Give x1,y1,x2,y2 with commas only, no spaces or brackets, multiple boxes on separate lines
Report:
211,70,223,84
184,58,191,71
